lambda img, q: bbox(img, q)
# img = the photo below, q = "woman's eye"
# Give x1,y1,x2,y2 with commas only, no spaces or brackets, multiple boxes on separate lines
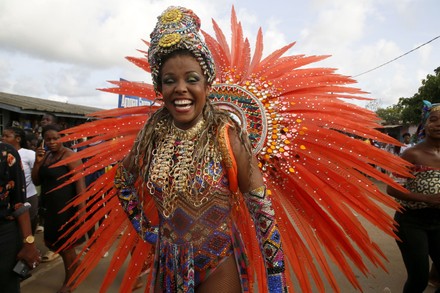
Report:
162,78,174,84
187,76,199,83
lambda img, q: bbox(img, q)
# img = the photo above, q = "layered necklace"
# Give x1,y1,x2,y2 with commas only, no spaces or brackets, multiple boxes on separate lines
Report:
147,118,222,218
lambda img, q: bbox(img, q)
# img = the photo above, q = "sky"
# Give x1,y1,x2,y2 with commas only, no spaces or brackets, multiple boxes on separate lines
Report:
0,0,439,110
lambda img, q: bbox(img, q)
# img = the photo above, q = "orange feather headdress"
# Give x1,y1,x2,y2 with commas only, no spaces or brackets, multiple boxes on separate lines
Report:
56,6,411,292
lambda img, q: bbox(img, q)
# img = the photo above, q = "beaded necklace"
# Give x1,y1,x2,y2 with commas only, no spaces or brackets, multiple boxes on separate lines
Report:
146,118,222,218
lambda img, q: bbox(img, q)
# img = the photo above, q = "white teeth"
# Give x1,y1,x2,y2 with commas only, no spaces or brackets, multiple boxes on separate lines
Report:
174,99,192,106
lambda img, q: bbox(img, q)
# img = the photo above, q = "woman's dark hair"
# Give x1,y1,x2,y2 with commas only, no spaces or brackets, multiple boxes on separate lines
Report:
42,124,62,137
5,126,27,148
24,130,38,150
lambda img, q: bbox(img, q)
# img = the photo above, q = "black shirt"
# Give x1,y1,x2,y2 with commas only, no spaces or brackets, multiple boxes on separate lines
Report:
0,142,26,220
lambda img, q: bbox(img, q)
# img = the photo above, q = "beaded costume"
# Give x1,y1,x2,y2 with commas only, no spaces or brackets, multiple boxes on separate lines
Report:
56,6,413,293
114,118,285,291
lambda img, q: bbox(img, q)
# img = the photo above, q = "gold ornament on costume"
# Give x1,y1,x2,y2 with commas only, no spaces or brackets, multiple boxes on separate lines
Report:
161,8,183,24
159,33,181,48
171,118,206,140
431,105,440,113
146,118,221,218
148,6,216,93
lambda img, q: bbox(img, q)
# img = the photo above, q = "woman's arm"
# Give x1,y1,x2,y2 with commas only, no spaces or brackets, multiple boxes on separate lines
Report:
387,182,440,206
31,146,45,186
6,146,40,268
114,159,158,244
228,127,287,292
387,148,440,206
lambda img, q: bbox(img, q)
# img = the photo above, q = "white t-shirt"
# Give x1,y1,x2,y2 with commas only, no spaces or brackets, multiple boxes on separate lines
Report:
18,148,37,198
400,143,414,154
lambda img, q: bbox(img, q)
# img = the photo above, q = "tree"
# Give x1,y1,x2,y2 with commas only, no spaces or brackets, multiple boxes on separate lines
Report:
398,66,440,125
376,104,403,125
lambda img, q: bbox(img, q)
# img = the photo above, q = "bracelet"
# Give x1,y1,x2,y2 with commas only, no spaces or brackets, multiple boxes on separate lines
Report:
12,202,31,218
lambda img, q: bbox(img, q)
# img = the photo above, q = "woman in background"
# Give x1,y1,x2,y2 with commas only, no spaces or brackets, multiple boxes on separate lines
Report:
2,126,39,232
387,102,440,293
31,124,86,293
0,142,40,292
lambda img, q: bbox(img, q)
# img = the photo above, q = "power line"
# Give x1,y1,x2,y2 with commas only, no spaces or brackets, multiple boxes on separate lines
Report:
353,35,440,78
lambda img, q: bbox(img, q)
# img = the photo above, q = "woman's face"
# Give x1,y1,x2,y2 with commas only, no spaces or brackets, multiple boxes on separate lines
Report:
43,129,62,152
425,111,440,139
1,129,19,148
159,54,210,129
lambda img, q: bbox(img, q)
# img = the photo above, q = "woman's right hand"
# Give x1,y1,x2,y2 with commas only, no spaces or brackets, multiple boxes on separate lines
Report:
35,146,46,163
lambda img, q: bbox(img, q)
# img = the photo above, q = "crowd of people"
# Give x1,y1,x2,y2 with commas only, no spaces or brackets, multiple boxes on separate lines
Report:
0,5,439,293
0,113,97,293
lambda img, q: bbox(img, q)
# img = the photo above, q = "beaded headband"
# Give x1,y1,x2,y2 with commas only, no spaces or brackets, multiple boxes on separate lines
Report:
417,100,440,139
148,6,216,93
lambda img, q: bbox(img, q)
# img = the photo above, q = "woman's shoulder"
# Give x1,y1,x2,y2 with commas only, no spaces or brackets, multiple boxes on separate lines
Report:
63,147,76,157
401,143,428,162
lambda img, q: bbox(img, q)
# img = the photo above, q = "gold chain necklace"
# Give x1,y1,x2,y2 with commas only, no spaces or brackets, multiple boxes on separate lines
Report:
147,118,222,218
171,118,206,140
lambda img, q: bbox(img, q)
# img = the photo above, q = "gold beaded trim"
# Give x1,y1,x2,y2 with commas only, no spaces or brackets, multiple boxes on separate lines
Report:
160,8,183,24
431,105,440,112
159,33,181,48
171,118,206,140
146,118,222,218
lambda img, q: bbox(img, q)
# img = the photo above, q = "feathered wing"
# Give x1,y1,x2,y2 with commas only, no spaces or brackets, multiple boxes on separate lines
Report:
205,7,411,293
57,6,411,292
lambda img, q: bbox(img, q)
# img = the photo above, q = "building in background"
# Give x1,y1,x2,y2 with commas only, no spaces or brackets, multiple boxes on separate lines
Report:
0,92,102,134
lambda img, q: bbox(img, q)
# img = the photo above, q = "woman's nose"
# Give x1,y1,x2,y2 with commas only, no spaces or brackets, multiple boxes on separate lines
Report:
174,79,187,92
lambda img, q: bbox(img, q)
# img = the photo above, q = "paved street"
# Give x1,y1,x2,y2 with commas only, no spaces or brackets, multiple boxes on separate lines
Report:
21,180,438,292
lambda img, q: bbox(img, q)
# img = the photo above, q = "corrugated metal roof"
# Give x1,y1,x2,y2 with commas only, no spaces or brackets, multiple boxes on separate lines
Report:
0,91,102,118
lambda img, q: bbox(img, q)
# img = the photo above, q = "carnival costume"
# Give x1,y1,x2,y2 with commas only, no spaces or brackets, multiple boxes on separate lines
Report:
56,6,412,292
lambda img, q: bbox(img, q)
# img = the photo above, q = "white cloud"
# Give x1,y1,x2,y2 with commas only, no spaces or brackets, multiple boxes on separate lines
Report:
0,0,439,109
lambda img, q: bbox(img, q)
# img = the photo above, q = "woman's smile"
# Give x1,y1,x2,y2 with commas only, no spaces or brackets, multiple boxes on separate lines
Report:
160,53,210,130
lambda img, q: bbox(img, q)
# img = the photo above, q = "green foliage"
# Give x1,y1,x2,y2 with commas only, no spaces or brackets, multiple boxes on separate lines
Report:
376,104,403,125
398,66,440,125
376,67,440,126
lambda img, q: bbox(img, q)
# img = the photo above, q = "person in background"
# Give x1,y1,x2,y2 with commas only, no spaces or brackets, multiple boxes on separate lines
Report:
387,103,440,293
400,132,415,154
40,113,58,129
31,124,86,293
24,130,39,151
35,113,59,260
0,142,41,292
1,126,39,233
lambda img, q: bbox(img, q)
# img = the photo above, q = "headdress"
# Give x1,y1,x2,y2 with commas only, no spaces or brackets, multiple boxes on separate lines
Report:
417,100,440,139
57,6,412,293
148,6,216,93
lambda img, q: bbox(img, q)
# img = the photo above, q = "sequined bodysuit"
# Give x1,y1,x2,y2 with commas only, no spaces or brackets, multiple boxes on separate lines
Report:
115,122,286,292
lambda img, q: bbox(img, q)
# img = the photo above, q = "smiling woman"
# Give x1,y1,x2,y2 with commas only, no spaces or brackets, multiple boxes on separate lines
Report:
53,5,414,293
387,101,440,293
159,51,210,129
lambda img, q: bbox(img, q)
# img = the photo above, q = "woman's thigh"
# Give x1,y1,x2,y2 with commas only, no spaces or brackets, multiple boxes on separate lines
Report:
196,255,242,293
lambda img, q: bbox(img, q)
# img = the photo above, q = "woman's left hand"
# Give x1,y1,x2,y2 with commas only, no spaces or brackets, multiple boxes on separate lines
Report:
17,243,41,270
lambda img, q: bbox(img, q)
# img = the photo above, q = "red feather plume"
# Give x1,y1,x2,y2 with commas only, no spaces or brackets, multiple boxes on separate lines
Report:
55,6,412,292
